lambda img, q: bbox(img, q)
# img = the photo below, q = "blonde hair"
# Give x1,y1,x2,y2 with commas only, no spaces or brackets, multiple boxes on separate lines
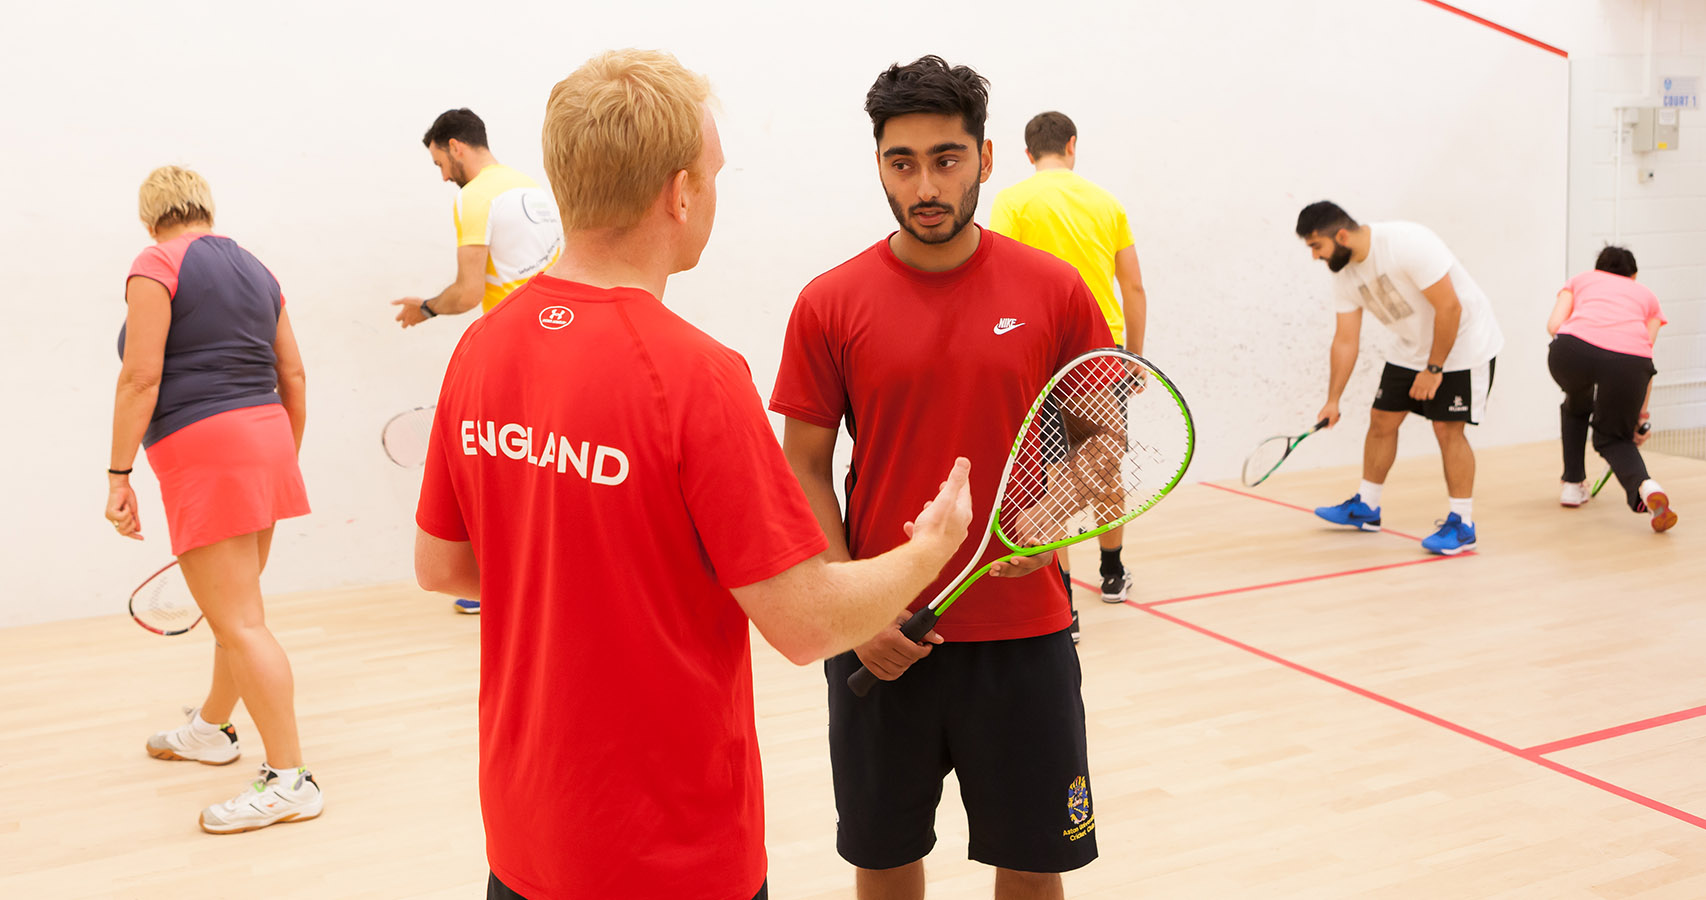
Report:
543,49,710,231
138,166,215,230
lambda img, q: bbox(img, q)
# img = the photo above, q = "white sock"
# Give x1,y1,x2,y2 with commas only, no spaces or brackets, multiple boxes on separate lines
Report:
190,712,221,735
1639,479,1662,502
1359,480,1384,508
1449,497,1473,525
263,763,311,790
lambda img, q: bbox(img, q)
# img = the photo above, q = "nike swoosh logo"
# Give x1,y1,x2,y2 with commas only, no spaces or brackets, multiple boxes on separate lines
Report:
993,322,1026,335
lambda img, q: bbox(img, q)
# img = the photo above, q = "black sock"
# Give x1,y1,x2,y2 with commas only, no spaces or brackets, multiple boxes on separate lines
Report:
1100,548,1123,578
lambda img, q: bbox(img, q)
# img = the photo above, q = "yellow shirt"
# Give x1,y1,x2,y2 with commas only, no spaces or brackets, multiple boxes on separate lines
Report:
989,169,1134,344
454,164,564,313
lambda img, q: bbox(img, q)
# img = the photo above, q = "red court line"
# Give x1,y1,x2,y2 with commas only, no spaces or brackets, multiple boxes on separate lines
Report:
1137,604,1706,831
1201,481,1425,542
1415,0,1568,57
1525,704,1706,757
1140,554,1462,607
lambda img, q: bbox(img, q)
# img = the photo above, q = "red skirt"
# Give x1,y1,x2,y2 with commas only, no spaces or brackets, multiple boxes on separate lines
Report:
145,404,310,556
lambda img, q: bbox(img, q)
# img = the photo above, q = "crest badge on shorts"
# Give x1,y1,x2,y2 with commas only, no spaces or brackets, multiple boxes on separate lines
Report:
1067,775,1091,826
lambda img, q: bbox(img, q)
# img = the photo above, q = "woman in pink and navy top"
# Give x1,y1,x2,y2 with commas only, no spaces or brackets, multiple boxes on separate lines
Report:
1547,245,1676,531
106,166,324,832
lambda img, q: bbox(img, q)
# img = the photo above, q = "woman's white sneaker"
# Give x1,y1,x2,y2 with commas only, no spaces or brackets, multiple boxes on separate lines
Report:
146,707,240,766
199,766,323,834
1559,481,1591,508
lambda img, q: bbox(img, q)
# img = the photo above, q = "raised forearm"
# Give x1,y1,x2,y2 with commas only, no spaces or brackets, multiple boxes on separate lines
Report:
815,541,950,656
427,281,482,316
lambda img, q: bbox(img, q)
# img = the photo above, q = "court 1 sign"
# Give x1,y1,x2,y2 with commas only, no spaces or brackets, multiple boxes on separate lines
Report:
1661,76,1699,110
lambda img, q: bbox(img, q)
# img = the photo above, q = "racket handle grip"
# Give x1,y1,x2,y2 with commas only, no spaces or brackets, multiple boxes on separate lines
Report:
1313,417,1331,431
846,666,882,698
846,607,941,698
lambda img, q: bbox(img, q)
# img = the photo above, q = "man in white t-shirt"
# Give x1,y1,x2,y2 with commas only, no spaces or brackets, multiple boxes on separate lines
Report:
1296,201,1504,555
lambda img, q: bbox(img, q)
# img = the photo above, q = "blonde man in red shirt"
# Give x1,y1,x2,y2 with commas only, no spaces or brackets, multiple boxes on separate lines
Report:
413,50,973,900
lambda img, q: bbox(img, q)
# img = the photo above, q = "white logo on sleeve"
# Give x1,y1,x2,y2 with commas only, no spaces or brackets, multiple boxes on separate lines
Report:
993,317,1026,335
539,306,574,330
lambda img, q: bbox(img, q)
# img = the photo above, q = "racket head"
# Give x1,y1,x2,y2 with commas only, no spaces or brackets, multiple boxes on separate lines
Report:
1241,418,1329,487
1241,435,1292,486
993,349,1194,555
848,349,1193,695
382,406,437,467
129,560,201,636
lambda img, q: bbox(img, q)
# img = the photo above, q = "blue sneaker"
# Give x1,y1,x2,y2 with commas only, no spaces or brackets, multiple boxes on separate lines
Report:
1421,513,1476,555
1314,494,1382,531
453,598,480,615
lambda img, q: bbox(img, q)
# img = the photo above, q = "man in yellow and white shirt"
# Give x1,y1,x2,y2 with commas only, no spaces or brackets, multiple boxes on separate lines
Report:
393,108,563,327
394,109,562,616
990,110,1149,628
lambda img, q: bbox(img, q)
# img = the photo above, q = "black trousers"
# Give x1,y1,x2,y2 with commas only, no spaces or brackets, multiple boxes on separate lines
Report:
1547,334,1656,510
487,873,767,900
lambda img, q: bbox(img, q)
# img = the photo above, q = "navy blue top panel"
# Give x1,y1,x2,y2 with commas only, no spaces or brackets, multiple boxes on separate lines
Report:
118,236,283,447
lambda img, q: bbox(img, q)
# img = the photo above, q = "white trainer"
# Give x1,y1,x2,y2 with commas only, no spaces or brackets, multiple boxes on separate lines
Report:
147,707,240,766
1559,481,1590,508
199,766,324,834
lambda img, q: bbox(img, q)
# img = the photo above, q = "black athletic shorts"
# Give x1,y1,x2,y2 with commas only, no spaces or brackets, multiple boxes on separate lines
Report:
825,628,1098,873
488,872,766,899
1372,358,1496,424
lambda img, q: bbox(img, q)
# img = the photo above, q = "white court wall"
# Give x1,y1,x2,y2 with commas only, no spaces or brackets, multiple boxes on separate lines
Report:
0,0,1573,626
1468,0,1706,424
1568,0,1706,429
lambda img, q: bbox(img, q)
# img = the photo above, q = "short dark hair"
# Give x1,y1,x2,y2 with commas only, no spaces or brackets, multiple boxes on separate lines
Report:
1024,111,1076,158
422,108,488,150
1594,245,1638,277
864,55,990,145
1296,201,1358,239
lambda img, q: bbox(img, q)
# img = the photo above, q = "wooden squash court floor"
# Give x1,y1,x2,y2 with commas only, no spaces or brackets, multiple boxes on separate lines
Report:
3,441,1703,898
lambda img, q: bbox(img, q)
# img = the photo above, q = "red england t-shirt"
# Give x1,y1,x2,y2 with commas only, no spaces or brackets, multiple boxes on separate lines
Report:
417,275,827,900
769,229,1113,642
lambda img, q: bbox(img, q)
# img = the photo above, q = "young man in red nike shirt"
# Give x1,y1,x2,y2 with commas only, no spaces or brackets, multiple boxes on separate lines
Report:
771,56,1112,900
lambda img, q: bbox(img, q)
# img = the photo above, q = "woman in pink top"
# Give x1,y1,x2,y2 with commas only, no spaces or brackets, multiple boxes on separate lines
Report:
1546,245,1676,531
106,166,323,833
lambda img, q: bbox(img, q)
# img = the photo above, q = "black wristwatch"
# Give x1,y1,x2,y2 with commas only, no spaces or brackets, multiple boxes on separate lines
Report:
419,300,438,319
1425,364,1444,375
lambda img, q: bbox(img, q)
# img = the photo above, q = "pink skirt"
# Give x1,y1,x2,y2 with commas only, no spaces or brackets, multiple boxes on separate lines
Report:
145,404,310,556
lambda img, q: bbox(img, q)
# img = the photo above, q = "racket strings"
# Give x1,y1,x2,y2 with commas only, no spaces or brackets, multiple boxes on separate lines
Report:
383,407,437,467
133,570,198,629
1243,436,1291,484
998,356,1187,546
